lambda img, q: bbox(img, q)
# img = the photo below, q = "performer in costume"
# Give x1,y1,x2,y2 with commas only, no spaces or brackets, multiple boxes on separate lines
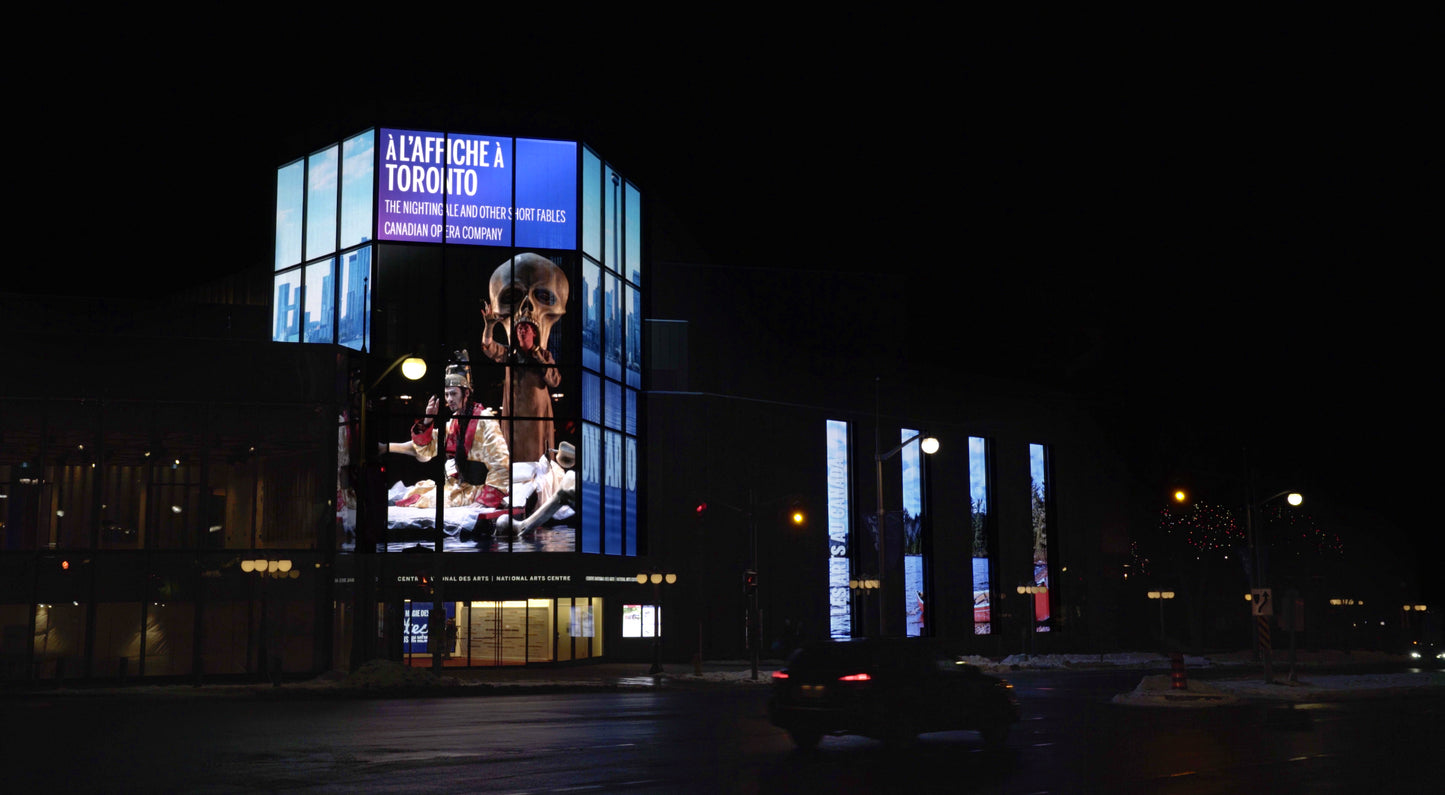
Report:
393,354,511,510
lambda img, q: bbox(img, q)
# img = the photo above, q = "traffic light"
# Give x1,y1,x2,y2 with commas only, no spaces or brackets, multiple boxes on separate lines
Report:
787,500,807,527
744,569,758,593
695,502,708,516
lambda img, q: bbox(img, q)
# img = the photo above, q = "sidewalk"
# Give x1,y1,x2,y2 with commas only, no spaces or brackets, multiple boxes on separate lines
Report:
1111,669,1445,707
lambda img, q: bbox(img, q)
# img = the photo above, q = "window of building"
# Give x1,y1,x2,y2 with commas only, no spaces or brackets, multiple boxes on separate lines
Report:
622,603,661,638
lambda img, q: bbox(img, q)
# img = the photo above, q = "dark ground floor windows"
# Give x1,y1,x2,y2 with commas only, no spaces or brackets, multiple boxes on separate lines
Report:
3,599,316,682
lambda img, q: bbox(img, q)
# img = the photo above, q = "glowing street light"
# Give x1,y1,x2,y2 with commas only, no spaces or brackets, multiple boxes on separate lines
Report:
399,356,427,381
874,431,938,636
1248,488,1305,684
1017,584,1046,657
1147,590,1176,645
638,571,678,675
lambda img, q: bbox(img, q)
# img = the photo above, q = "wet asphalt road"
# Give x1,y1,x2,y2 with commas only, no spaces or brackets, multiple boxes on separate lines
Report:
3,670,1440,793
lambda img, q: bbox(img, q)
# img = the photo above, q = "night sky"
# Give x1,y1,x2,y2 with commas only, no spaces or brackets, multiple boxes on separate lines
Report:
16,21,1435,597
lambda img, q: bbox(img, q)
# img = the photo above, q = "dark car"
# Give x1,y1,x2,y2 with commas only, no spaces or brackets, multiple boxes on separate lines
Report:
768,638,1019,750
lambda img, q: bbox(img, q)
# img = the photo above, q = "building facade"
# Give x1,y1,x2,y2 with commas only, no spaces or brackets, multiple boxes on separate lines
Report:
2,127,1142,686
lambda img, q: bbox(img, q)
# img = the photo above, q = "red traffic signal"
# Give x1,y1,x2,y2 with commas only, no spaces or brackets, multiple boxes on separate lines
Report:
696,502,708,515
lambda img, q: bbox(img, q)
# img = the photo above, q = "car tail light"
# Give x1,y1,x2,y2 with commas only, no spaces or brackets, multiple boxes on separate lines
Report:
771,670,789,680
837,673,872,682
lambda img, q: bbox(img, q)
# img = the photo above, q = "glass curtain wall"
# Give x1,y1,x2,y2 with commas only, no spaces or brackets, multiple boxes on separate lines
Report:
0,397,331,682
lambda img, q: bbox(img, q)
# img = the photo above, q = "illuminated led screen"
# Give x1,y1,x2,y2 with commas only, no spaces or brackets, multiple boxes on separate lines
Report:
376,129,576,249
1029,443,1052,630
826,419,851,639
902,429,923,637
283,130,638,558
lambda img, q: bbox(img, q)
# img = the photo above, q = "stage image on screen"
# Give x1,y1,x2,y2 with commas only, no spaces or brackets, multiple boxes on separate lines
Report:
311,130,636,557
365,249,579,553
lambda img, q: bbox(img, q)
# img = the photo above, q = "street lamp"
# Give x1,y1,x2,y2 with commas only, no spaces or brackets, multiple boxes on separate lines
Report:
241,557,299,685
850,576,879,637
352,353,427,668
874,431,938,636
1147,590,1176,646
1016,585,1046,657
1246,489,1303,684
698,493,805,680
638,571,678,675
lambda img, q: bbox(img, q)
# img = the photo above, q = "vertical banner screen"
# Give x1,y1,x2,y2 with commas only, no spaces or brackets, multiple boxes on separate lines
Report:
826,420,851,639
902,429,924,637
1029,443,1052,631
969,437,992,634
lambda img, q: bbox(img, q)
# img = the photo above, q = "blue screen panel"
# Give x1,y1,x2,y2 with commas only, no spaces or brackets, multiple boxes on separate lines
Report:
515,138,576,250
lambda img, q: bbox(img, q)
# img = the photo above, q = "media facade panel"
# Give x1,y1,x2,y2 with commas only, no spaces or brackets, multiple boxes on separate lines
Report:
275,160,304,270
826,419,852,639
969,436,992,635
1029,443,1052,630
274,128,640,558
305,145,338,260
339,131,374,250
902,429,923,637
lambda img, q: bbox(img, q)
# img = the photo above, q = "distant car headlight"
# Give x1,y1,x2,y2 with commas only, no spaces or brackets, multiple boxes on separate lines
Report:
1410,651,1422,659
1436,652,1445,660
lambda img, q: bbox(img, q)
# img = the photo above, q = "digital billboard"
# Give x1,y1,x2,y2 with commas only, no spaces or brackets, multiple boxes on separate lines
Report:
902,429,924,637
292,130,638,559
969,436,993,635
1029,443,1052,630
373,249,582,554
376,129,576,249
826,419,852,639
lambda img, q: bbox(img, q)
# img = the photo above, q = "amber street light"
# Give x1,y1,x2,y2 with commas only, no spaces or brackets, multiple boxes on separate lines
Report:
1147,590,1176,645
1017,584,1046,657
638,571,678,675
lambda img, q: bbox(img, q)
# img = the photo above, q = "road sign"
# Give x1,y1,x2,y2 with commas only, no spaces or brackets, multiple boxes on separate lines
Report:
1251,588,1273,616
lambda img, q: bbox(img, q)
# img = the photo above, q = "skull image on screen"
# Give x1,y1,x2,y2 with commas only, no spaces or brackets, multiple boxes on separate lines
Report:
481,253,569,469
485,252,569,353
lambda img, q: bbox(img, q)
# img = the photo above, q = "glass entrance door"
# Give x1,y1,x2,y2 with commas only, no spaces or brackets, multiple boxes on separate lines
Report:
466,600,555,665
